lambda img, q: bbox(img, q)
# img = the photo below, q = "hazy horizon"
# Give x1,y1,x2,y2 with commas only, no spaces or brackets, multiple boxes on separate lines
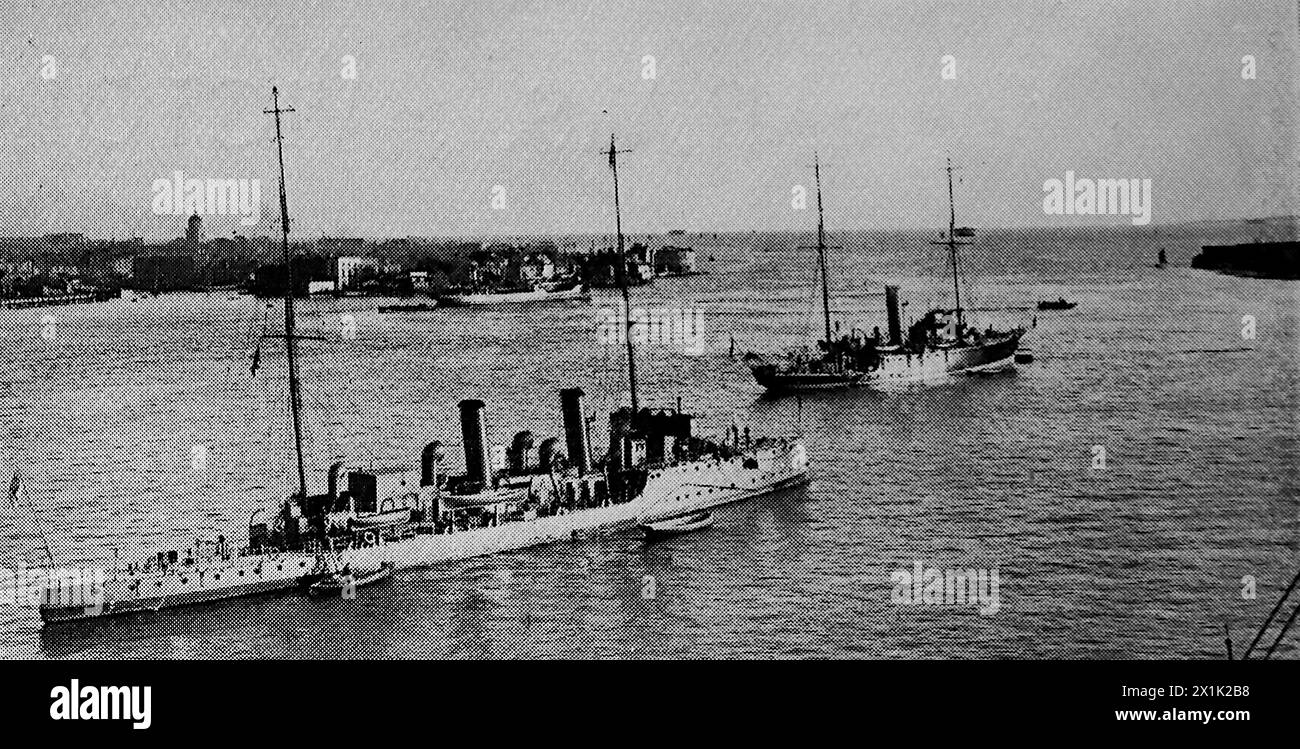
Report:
1,0,1296,240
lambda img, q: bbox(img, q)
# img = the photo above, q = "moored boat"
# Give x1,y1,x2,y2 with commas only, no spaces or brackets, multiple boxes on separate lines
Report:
308,562,394,598
436,280,588,306
1036,298,1076,311
641,511,714,538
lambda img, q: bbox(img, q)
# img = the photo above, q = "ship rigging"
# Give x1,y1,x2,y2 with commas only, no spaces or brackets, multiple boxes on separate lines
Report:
36,120,812,626
746,155,1026,392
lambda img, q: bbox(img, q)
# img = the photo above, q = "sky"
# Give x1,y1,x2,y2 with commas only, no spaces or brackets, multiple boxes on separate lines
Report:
0,0,1295,239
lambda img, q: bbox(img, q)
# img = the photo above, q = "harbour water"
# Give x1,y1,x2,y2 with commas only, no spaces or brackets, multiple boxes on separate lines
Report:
1,222,1296,658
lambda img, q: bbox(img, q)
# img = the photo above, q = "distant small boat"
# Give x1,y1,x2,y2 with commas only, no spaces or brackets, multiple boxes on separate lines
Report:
641,511,714,538
437,282,588,306
378,302,437,313
1036,298,1076,311
308,562,394,598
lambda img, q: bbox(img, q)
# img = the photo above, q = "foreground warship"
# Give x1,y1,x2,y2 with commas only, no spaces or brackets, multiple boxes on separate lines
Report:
747,157,1024,391
37,119,809,625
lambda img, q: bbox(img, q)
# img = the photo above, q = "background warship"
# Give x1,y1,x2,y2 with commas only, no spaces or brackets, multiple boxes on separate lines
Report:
748,157,1025,392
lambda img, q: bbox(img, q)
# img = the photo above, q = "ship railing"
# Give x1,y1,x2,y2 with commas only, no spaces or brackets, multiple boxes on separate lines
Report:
108,528,385,580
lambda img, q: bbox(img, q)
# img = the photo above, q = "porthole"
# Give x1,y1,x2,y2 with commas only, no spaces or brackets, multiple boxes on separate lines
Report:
180,578,187,584
277,565,283,571
214,574,220,580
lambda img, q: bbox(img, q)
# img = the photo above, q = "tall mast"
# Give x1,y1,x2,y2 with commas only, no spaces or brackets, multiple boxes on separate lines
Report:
604,133,638,412
264,86,308,504
946,156,963,330
814,154,832,344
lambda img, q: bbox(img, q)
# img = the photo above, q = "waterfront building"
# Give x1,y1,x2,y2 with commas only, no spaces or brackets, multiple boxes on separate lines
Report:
336,255,381,292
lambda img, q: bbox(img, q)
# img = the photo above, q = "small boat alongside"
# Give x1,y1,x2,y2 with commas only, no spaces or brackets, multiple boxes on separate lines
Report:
308,562,394,598
641,511,714,539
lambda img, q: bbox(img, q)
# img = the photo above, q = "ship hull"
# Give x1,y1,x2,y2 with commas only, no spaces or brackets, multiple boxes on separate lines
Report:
437,284,588,306
341,444,809,571
39,551,322,625
752,333,1022,392
40,444,809,625
858,332,1022,385
750,367,863,391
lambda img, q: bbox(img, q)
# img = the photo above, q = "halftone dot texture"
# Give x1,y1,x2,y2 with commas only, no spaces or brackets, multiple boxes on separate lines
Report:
0,0,1296,659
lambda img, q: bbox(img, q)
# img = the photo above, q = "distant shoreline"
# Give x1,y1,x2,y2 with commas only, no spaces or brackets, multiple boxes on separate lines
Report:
0,214,1294,245
1192,241,1300,281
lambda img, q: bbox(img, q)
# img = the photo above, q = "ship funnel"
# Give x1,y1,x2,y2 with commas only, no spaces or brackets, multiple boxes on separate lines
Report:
458,399,491,487
885,285,903,346
420,441,444,487
509,431,535,474
327,462,346,502
538,436,562,472
560,388,591,474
